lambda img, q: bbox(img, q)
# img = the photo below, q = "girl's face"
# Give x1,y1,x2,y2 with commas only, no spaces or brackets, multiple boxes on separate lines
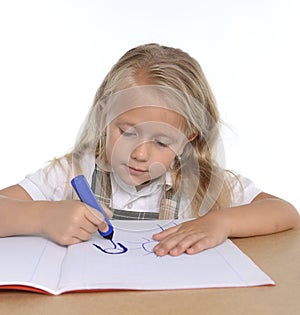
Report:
106,106,187,187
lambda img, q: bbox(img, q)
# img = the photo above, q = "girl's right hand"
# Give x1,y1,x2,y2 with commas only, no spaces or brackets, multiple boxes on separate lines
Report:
40,200,112,246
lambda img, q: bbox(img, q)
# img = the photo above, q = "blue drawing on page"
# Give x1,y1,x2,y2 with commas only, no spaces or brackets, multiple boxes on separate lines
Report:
129,237,158,255
93,240,128,254
128,223,169,255
93,222,178,255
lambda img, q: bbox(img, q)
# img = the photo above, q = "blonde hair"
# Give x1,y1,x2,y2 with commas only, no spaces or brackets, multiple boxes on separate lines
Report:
63,43,234,217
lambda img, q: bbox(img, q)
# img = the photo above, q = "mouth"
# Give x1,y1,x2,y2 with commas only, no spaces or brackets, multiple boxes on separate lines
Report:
127,165,148,176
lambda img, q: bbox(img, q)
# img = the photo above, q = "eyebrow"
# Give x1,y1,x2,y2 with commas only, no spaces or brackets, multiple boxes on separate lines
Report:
115,119,181,141
116,121,135,127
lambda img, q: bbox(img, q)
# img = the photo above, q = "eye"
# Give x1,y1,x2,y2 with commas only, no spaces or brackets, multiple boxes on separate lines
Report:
155,141,168,147
119,127,137,137
154,138,170,148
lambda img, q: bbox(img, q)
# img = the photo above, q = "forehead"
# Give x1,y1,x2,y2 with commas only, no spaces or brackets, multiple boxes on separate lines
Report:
114,106,184,129
104,86,188,127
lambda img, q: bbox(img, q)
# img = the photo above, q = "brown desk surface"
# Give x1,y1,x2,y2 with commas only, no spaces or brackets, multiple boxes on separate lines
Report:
1,226,300,315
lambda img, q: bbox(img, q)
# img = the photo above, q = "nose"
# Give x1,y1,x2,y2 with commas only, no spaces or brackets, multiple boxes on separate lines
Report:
130,142,150,161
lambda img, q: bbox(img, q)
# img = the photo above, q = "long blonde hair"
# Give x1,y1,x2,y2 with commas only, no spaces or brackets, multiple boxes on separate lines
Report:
64,43,234,217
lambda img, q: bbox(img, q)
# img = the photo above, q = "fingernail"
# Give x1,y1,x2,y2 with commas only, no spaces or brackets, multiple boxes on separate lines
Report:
99,222,109,232
154,247,164,256
170,248,178,255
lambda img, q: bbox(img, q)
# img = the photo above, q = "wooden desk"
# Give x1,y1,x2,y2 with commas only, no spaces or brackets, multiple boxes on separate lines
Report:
1,227,300,315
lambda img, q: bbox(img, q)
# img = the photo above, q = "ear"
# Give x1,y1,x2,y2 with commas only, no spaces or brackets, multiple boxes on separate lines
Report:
187,133,198,142
176,133,198,156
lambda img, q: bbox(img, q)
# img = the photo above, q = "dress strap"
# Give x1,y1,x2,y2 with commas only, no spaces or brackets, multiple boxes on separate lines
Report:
91,165,180,220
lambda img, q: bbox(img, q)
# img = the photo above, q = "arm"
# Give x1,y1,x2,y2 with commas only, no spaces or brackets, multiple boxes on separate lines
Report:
153,192,300,256
0,184,110,245
219,192,299,237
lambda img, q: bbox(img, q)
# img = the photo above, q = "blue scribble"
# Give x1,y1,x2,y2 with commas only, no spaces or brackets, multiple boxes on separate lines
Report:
93,239,128,254
141,238,157,255
93,222,178,255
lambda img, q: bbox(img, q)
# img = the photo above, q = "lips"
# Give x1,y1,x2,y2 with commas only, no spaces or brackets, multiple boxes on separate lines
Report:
127,165,148,176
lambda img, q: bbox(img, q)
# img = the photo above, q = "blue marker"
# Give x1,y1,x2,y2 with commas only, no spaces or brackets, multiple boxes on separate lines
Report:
71,175,114,240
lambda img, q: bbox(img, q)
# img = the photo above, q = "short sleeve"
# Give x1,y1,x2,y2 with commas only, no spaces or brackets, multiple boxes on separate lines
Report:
18,154,95,201
19,159,72,201
226,173,262,207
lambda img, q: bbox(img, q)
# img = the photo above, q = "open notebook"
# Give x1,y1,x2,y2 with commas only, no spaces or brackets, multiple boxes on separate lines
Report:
0,220,274,295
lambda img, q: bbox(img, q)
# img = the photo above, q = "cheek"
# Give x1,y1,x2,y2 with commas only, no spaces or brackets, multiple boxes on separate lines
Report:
105,130,118,164
162,151,177,166
106,132,131,165
149,151,176,176
148,162,169,179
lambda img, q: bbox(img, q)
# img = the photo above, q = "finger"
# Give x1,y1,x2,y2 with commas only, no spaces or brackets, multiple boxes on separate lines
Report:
97,220,110,234
152,225,180,240
83,203,112,232
185,237,214,254
99,201,113,219
55,234,82,246
84,204,105,223
80,220,99,234
84,207,109,234
168,234,207,256
73,227,94,242
153,232,187,256
71,238,82,245
61,237,82,246
82,205,111,236
67,236,86,246
84,201,113,220
154,232,204,256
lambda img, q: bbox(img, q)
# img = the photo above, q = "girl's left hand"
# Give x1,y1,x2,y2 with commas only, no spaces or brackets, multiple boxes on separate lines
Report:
152,211,231,256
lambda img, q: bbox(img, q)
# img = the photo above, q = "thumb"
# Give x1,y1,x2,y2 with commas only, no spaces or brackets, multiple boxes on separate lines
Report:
84,204,110,233
84,202,113,221
99,201,113,219
97,202,113,233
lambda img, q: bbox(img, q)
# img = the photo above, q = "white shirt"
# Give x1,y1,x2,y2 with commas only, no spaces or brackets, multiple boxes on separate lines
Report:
18,154,261,218
110,172,172,213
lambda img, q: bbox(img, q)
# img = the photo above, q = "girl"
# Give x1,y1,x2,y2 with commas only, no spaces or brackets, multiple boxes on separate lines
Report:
0,43,298,256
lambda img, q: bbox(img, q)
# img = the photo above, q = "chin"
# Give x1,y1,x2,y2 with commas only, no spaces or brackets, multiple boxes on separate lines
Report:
117,173,146,187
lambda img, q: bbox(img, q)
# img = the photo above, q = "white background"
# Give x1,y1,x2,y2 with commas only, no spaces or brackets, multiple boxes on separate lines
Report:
0,0,299,211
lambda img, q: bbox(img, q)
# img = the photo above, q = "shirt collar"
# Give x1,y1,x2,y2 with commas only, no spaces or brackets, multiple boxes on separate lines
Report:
111,171,173,197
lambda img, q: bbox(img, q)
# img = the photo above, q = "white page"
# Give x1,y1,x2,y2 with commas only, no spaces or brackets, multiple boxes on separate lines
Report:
58,220,274,293
0,236,66,293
